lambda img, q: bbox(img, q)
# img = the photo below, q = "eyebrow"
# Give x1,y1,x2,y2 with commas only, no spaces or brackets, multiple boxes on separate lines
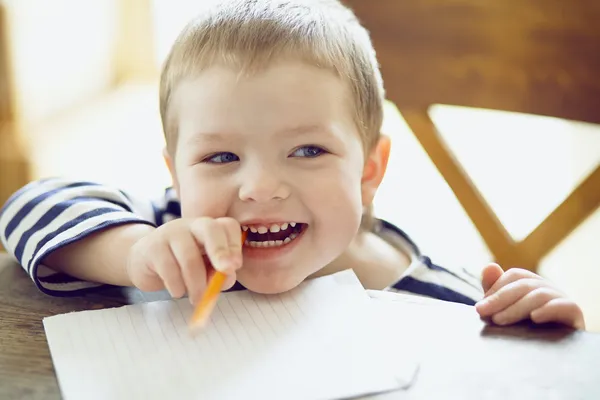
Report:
187,124,334,145
277,124,331,137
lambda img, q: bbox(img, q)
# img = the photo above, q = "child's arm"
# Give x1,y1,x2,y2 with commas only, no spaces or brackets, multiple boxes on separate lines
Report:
0,178,178,294
41,223,154,287
361,220,584,330
373,220,484,305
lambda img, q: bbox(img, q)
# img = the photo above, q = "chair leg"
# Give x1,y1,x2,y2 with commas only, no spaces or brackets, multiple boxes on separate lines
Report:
520,164,600,262
400,108,538,271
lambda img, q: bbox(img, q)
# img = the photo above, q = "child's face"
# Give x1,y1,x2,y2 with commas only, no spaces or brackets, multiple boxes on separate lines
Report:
167,60,369,294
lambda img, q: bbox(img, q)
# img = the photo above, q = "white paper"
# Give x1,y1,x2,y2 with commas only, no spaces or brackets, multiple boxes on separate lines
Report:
44,270,416,400
363,290,480,400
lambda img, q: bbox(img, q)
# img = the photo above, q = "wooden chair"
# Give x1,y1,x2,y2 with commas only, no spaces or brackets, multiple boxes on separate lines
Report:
0,4,31,252
343,0,600,271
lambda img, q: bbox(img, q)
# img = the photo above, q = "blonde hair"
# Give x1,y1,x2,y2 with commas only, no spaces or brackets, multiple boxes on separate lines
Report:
159,0,385,157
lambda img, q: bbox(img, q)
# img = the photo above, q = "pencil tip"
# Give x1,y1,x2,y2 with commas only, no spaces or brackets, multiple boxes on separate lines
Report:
188,318,208,335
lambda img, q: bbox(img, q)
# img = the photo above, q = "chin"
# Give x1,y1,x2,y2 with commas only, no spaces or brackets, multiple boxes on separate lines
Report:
238,271,308,294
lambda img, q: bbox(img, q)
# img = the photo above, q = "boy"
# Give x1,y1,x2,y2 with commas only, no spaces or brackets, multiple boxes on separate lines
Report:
0,0,584,329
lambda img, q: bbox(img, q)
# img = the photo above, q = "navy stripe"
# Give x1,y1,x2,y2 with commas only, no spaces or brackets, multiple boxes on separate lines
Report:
35,282,111,297
225,281,247,292
165,200,181,218
118,189,132,202
14,197,98,262
419,256,482,292
39,272,84,284
25,207,122,272
461,267,482,283
151,202,163,226
377,219,421,256
0,177,62,214
392,276,477,306
0,181,40,217
4,182,101,240
13,196,132,262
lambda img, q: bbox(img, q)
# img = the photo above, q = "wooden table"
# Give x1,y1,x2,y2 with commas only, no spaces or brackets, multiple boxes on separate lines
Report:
1,253,599,399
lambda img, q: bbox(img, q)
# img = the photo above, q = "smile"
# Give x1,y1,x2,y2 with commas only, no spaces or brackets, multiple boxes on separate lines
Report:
242,222,307,248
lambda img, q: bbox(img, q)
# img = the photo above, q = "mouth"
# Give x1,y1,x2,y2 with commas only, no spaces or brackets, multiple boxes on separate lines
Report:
241,222,307,248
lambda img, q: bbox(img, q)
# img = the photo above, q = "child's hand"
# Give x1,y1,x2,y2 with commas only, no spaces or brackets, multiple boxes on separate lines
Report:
475,263,585,330
126,217,243,304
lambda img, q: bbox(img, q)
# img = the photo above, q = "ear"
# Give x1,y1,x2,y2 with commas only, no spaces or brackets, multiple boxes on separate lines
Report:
163,147,180,196
361,134,391,206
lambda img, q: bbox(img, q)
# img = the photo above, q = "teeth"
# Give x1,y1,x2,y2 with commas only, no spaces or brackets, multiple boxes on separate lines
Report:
243,222,299,234
249,240,285,248
246,231,300,248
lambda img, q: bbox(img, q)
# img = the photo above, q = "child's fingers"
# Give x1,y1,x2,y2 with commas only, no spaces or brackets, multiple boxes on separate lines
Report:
169,233,207,305
476,278,546,317
483,268,542,297
489,287,561,326
204,258,237,291
481,263,504,293
214,217,244,259
128,259,165,292
150,243,187,298
531,298,586,330
191,218,241,273
221,273,238,290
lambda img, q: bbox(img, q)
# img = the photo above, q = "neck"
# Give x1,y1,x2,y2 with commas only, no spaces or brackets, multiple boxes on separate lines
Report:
310,230,412,290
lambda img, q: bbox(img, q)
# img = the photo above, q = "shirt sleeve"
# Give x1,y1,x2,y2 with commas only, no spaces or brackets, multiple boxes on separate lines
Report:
372,219,484,306
0,178,180,296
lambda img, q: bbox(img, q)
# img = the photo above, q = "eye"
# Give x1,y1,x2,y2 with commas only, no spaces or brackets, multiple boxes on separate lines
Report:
290,145,327,158
203,152,240,164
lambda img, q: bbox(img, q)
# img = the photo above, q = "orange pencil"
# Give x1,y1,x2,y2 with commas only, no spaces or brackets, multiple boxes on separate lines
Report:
189,230,247,331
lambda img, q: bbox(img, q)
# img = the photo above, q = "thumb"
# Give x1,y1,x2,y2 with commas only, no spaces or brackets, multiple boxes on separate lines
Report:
218,230,246,290
481,263,504,294
203,256,238,291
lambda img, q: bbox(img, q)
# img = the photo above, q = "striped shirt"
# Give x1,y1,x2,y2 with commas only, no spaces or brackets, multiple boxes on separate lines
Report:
0,178,484,304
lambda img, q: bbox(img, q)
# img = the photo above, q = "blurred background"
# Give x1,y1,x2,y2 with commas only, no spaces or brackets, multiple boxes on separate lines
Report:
0,0,599,330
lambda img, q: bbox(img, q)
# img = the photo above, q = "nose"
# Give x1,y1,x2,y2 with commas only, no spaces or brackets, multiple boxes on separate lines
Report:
238,163,291,203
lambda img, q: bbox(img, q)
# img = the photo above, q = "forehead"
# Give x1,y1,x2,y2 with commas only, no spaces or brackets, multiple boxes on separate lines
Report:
170,61,357,138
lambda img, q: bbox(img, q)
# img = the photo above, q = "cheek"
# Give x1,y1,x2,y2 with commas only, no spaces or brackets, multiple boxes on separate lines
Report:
176,169,232,218
297,163,362,272
303,159,364,227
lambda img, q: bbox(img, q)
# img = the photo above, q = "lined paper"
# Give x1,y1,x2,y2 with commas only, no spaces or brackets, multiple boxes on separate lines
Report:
44,270,416,400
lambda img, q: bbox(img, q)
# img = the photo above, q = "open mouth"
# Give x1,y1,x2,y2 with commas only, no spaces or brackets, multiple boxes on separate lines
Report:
242,222,307,248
